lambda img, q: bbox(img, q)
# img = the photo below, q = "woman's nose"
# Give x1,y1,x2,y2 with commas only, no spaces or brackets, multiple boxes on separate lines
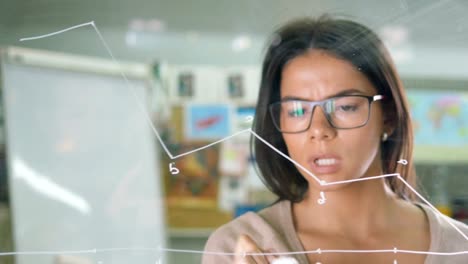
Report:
307,105,336,140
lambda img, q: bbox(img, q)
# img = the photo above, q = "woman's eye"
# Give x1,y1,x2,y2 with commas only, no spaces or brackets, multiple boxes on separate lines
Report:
337,104,358,112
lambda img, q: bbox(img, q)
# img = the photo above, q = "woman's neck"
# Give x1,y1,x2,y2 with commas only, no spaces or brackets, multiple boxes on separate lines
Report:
293,178,401,239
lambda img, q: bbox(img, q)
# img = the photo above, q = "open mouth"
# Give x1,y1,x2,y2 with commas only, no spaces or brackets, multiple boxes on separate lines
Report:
309,156,341,175
315,158,337,166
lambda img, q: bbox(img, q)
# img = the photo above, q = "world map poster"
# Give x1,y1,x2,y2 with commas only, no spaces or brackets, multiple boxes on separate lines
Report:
408,90,468,161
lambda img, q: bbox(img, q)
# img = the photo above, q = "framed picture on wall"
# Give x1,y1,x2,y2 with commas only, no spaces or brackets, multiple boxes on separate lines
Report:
177,72,194,98
227,73,244,99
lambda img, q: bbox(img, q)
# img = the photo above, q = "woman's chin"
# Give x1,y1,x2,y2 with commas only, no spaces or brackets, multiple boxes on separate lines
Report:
303,173,355,192
313,181,348,192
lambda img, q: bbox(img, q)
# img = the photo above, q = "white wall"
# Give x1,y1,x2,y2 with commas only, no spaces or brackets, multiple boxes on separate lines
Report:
2,25,467,80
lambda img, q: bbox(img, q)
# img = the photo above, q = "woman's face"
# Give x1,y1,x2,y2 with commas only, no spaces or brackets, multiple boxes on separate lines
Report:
280,50,386,190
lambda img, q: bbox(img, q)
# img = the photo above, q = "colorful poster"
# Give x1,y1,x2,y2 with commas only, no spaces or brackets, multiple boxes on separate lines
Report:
408,90,468,146
235,106,255,131
163,142,232,228
165,142,220,201
219,140,249,177
185,104,232,140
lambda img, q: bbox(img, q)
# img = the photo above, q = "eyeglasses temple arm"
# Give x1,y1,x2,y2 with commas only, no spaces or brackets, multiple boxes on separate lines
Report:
373,95,384,101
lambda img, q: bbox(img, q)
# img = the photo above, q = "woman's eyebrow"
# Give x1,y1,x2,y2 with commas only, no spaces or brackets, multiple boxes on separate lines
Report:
281,95,307,101
280,88,366,101
329,88,366,98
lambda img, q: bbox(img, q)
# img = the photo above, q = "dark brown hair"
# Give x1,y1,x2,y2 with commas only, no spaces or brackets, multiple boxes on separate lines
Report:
251,15,417,202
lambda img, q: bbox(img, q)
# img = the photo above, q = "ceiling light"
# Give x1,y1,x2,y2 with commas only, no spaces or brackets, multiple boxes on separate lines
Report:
232,35,252,52
380,25,409,47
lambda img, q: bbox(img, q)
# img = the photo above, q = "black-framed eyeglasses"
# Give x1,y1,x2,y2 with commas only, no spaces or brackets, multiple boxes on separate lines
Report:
269,95,384,133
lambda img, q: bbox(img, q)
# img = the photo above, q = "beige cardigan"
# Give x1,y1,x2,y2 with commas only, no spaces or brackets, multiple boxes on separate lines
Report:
202,200,468,263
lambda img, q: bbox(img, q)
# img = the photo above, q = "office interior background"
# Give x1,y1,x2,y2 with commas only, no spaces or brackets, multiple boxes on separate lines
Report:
0,0,468,263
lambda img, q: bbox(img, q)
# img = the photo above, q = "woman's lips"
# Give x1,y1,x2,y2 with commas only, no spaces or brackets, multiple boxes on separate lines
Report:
307,156,341,175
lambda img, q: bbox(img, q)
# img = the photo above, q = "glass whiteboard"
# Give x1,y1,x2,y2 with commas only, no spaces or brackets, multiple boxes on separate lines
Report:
1,48,166,264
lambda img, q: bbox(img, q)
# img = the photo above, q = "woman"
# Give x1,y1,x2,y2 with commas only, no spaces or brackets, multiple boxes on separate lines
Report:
202,16,468,264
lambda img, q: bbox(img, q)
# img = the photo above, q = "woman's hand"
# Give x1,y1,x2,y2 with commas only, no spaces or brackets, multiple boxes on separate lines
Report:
234,234,276,264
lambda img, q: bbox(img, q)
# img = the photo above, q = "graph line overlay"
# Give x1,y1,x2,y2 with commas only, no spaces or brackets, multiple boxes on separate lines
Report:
8,20,467,261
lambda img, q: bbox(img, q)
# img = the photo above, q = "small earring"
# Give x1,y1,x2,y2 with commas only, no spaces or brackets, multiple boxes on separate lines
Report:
382,132,388,142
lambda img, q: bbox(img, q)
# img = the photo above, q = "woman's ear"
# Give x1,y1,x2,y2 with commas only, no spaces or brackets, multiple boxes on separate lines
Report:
382,111,396,138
